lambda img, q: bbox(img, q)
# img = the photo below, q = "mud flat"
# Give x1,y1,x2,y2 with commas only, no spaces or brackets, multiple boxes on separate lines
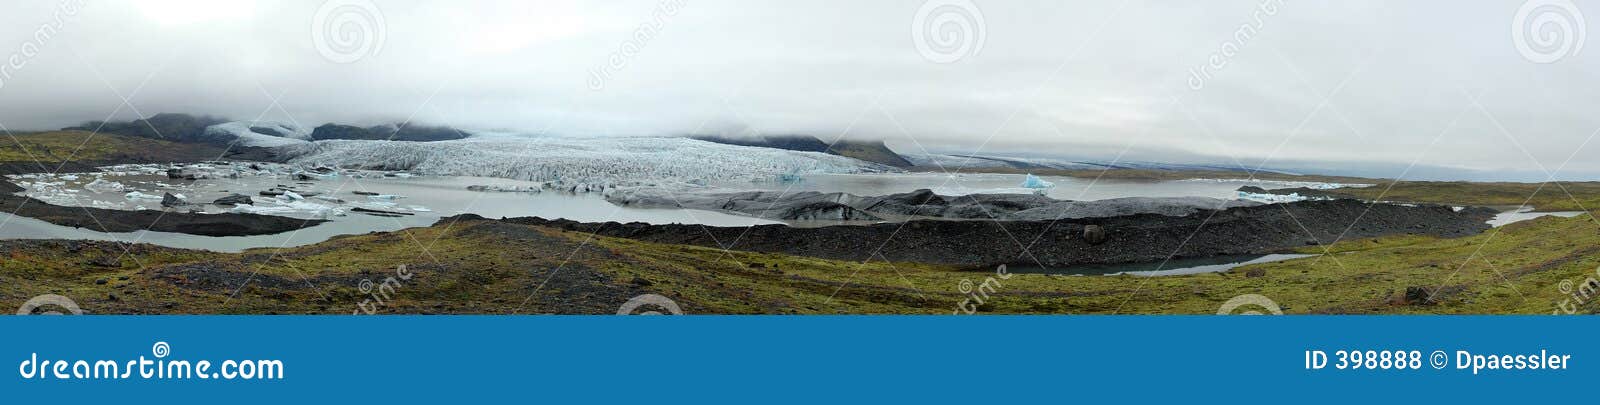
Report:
464,199,1498,267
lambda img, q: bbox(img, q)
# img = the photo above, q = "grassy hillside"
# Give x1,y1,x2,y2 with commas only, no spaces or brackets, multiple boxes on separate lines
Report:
924,166,1382,184
1328,181,1600,212
3,212,1596,315
0,130,226,165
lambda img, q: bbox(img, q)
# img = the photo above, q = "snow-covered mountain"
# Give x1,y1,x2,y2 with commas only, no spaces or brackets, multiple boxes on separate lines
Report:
278,136,899,188
203,121,312,147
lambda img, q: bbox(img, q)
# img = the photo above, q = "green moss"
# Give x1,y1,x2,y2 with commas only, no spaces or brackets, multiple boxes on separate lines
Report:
1331,181,1600,212
4,213,1598,315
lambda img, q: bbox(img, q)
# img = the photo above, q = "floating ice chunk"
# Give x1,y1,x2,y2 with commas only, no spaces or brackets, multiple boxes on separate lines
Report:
367,194,404,200
281,191,304,201
232,199,337,219
84,179,126,192
124,191,163,200
1020,174,1055,189
1237,191,1311,203
406,205,432,212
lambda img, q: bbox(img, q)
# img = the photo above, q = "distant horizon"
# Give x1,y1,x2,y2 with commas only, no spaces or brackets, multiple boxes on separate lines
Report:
10,110,1592,183
2,0,1597,182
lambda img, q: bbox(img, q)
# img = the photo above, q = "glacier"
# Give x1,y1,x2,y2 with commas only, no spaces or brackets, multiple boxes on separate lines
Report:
278,136,899,191
204,121,312,148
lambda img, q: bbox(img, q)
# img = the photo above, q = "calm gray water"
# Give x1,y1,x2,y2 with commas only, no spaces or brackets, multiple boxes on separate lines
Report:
725,172,1345,200
4,172,776,252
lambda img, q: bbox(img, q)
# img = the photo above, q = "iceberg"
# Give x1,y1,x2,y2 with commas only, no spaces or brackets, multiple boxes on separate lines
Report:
84,178,126,192
1020,174,1055,189
124,191,164,200
1237,191,1312,203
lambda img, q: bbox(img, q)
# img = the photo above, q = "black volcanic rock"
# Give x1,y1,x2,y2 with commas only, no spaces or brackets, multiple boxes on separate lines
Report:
826,139,914,168
689,134,913,168
689,135,830,153
467,199,1497,267
160,193,190,208
65,113,228,143
213,194,253,206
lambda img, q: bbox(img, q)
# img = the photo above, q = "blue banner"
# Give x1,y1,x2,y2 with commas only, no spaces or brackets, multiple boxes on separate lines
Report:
1,316,1591,403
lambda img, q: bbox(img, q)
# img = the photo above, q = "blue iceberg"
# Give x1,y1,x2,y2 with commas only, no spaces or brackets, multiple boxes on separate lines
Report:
1020,173,1055,189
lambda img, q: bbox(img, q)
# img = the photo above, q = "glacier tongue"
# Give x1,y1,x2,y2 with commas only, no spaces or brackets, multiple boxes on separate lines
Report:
204,121,312,147
280,137,898,190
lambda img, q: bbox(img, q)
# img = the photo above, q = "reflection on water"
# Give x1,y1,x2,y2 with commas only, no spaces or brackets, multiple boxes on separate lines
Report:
1005,254,1315,277
2,174,776,252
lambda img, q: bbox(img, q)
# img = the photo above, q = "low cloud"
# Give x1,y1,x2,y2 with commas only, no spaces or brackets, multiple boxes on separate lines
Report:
0,0,1595,180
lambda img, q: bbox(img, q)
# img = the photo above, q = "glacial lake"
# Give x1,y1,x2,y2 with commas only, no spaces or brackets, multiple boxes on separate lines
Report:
726,172,1347,201
4,168,1556,261
3,173,777,252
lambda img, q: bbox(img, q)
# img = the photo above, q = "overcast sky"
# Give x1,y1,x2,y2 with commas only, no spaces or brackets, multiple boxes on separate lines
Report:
1,0,1597,180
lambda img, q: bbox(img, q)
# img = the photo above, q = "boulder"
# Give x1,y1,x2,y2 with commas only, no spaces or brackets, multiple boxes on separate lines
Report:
160,193,190,208
1399,286,1436,305
1083,225,1107,245
213,194,253,206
